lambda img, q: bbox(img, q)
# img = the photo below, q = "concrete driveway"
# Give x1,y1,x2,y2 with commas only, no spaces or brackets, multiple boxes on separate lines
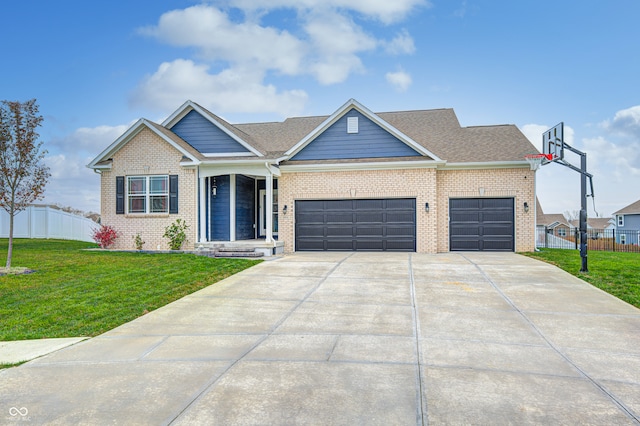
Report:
1,252,639,425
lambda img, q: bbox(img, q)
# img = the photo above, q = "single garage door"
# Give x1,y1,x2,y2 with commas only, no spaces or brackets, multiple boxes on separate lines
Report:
295,198,416,251
449,198,514,251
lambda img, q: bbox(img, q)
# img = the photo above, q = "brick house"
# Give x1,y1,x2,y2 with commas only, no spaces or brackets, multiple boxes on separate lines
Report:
88,99,538,255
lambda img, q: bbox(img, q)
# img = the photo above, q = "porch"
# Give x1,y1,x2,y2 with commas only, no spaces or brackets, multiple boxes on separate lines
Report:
197,163,282,256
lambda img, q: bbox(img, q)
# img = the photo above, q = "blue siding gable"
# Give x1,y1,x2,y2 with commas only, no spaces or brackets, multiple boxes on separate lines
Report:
291,109,422,161
171,110,250,154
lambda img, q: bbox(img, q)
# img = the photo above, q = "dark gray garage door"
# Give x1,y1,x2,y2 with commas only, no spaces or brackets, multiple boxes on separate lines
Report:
449,198,514,251
295,198,416,251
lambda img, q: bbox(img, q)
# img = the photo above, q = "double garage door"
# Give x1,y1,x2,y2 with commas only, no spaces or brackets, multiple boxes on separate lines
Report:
449,198,514,251
295,198,416,251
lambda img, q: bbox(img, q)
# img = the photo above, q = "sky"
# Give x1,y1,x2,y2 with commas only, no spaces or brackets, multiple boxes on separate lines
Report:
2,0,639,219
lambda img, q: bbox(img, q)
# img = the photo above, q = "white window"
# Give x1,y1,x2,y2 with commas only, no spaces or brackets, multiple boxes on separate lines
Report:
617,215,624,227
127,175,169,214
557,228,566,237
620,234,626,245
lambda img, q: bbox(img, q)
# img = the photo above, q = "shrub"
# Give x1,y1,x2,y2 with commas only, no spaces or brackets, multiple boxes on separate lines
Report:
163,219,189,250
133,233,145,251
91,225,119,249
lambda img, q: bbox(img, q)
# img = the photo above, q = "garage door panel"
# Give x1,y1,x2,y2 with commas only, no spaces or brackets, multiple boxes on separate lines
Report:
355,226,384,237
356,212,384,223
326,213,354,223
450,198,514,252
326,240,355,250
326,225,353,237
386,225,415,236
295,198,416,252
355,199,384,209
355,240,384,250
297,212,325,224
385,242,415,251
386,212,415,223
482,224,514,236
450,212,480,222
325,200,352,210
296,225,325,237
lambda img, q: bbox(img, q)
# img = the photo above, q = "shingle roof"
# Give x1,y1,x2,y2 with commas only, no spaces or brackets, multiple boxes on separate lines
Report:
230,107,537,163
538,213,571,228
613,199,640,215
89,101,539,168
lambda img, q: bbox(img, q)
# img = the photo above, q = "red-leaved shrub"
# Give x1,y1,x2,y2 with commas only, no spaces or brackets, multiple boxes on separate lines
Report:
91,225,119,249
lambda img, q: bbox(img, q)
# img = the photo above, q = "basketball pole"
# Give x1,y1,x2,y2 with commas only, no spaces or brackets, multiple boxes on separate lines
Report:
555,143,593,273
580,151,588,273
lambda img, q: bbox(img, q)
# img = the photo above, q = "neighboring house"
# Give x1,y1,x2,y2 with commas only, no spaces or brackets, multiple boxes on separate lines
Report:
613,199,640,245
88,99,538,254
536,201,572,238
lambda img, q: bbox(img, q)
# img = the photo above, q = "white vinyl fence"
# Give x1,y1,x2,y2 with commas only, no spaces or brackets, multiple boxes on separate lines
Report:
0,205,97,243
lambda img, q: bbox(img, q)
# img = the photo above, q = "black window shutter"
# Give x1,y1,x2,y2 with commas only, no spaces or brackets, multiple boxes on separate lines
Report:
169,175,178,214
116,176,125,214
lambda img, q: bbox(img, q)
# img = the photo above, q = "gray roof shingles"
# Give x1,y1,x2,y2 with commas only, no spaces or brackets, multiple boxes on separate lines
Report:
162,104,538,164
614,199,640,215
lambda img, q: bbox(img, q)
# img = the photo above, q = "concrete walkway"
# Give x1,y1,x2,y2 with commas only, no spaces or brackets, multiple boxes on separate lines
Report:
1,252,639,425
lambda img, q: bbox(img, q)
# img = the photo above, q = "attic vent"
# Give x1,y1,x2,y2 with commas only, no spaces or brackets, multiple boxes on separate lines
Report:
347,117,358,134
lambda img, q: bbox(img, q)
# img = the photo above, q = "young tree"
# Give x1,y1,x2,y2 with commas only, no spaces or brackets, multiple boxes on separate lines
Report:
0,99,50,268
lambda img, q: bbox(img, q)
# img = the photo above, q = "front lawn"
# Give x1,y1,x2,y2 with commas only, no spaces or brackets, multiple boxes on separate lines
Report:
522,249,640,309
0,239,261,341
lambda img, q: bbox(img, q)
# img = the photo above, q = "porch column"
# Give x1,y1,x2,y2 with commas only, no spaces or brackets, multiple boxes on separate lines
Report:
265,172,273,242
199,176,207,242
230,174,236,241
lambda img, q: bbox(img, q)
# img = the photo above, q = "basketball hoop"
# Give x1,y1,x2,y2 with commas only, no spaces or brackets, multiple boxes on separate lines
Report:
525,153,553,171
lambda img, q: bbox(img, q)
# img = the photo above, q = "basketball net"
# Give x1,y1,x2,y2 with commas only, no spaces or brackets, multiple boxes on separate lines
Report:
525,154,553,171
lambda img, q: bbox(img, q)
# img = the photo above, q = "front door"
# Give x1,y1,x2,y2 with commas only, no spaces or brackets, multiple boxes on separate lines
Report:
259,189,278,237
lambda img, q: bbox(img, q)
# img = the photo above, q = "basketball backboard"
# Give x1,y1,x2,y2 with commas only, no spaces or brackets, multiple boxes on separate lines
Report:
542,122,564,161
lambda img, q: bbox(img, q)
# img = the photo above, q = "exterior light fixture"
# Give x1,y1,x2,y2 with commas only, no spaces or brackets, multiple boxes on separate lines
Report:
425,202,430,213
283,205,288,214
211,177,217,197
524,202,529,213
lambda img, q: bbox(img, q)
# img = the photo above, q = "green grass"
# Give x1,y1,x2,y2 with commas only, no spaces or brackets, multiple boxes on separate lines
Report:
0,239,262,341
522,249,640,309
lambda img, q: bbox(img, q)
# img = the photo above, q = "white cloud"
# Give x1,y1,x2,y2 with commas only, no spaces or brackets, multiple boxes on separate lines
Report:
43,153,101,213
134,3,423,112
382,30,416,55
304,10,376,84
225,0,430,24
130,59,308,115
40,124,136,213
139,5,305,75
582,136,640,179
602,105,640,138
385,70,412,92
50,124,130,153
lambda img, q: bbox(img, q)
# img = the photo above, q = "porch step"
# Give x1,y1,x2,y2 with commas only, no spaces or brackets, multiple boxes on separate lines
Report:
214,250,264,258
216,247,257,253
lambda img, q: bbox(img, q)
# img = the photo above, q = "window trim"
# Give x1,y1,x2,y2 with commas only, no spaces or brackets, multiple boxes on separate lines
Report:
126,175,169,214
617,215,624,227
